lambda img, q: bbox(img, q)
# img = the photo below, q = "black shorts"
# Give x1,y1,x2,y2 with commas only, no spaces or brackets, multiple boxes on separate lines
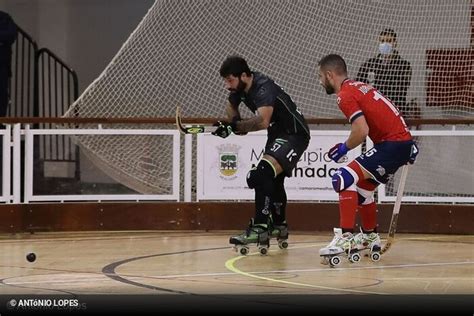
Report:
264,133,310,176
355,140,415,184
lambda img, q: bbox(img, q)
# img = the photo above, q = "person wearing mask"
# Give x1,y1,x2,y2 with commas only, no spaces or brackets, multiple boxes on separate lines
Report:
356,28,417,118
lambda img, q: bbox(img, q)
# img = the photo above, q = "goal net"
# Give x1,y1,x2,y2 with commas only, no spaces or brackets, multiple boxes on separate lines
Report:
64,0,473,201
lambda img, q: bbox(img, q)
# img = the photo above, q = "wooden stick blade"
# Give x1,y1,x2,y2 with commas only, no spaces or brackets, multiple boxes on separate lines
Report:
175,106,216,134
381,213,399,254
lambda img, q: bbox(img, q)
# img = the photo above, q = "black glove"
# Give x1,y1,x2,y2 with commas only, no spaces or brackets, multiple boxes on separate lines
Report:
231,117,247,136
212,121,235,138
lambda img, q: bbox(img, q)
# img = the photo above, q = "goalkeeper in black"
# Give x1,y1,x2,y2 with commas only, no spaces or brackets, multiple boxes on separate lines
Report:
214,56,310,254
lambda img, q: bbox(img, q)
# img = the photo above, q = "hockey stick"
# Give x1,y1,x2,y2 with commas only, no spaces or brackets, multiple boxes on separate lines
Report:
175,106,216,134
380,164,410,254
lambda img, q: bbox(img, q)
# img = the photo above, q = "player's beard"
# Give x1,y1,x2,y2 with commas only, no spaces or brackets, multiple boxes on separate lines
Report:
228,78,247,93
324,84,335,95
322,77,335,95
237,78,247,92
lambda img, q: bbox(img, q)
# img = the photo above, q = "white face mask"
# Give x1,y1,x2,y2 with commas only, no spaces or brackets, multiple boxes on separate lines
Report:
379,42,393,55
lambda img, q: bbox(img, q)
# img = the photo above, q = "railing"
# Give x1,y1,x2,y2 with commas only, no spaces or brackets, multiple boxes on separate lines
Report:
4,124,180,203
9,27,81,192
9,26,37,118
0,117,472,204
36,48,80,180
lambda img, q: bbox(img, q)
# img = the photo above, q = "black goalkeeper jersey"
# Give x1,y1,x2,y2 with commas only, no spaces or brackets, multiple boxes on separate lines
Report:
228,72,310,139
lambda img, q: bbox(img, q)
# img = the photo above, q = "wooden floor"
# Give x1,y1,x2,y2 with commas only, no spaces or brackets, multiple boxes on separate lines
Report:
0,231,472,312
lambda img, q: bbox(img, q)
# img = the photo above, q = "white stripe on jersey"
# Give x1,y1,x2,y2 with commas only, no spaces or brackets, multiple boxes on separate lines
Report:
349,110,363,123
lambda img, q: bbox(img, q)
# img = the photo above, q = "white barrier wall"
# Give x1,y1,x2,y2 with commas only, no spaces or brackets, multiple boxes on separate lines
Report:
196,131,362,201
0,125,472,204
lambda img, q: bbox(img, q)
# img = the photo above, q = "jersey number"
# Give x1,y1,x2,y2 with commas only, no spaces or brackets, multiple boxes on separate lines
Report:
270,143,281,152
365,148,377,157
373,91,409,131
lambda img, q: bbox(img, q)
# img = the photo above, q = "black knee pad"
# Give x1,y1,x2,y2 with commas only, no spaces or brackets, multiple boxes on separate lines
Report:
246,159,276,189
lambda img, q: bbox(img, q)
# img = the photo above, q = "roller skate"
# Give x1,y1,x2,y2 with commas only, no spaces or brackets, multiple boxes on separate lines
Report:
229,219,270,255
353,229,382,262
270,221,289,250
319,228,358,267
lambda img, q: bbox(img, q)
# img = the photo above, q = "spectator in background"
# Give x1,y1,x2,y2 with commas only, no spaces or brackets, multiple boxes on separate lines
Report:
356,28,419,118
0,10,18,117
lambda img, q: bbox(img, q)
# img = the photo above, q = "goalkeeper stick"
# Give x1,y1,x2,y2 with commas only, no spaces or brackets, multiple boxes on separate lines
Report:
176,106,217,134
380,164,410,254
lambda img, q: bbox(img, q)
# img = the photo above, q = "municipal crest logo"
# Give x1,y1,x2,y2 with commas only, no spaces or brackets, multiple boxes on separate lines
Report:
217,144,241,179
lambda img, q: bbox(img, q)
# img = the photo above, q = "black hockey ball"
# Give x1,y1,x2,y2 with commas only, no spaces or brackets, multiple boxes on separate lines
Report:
26,252,36,262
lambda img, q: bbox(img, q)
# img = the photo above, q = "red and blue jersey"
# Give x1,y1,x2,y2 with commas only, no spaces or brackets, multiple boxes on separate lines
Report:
337,79,412,144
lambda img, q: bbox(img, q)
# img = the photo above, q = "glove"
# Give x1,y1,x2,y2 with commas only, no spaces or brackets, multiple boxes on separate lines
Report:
231,117,247,135
408,142,419,164
211,121,234,138
328,142,349,163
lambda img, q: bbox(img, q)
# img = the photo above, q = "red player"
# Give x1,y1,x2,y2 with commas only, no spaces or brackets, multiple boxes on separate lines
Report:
317,54,419,266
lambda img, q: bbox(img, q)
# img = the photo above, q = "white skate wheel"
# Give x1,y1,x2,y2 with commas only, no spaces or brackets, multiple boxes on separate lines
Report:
278,240,288,249
329,256,341,267
370,252,381,262
349,252,361,263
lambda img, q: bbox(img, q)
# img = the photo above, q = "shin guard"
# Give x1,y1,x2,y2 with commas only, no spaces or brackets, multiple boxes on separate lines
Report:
339,190,358,233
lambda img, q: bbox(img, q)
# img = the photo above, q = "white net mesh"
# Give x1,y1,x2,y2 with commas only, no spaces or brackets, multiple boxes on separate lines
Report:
64,0,473,199
76,133,176,194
